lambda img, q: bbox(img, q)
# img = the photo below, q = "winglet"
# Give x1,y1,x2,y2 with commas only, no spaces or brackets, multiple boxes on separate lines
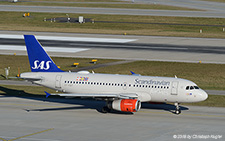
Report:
130,71,136,75
45,91,51,98
130,71,141,76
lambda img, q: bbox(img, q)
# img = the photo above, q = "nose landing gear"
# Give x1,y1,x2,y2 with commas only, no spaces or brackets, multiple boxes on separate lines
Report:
175,103,181,115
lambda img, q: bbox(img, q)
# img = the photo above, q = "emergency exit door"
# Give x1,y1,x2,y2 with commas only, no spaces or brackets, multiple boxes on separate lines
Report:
171,81,178,95
55,75,62,88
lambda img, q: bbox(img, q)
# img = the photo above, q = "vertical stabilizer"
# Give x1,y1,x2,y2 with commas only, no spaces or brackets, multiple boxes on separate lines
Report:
24,35,63,72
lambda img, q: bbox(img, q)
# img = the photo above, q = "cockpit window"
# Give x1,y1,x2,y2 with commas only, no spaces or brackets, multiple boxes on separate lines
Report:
194,86,199,89
186,85,200,90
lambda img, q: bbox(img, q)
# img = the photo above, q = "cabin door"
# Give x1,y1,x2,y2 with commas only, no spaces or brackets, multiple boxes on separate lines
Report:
55,75,62,88
171,81,178,95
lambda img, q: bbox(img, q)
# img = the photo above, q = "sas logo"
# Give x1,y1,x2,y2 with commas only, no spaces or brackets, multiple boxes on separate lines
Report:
76,77,89,81
32,60,52,70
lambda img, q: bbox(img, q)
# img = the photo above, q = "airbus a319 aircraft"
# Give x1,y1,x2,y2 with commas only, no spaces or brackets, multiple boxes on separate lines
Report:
20,35,208,114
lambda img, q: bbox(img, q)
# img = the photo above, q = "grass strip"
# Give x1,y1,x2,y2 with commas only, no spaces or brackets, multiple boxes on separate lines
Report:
1,11,225,38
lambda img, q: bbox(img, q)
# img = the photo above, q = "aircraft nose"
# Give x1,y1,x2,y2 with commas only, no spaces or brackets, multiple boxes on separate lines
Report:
201,90,208,101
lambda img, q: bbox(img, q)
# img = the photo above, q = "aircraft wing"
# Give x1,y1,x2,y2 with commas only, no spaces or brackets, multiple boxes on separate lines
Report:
45,91,138,99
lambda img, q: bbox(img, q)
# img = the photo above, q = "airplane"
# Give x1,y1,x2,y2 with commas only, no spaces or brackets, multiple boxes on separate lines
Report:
19,35,208,115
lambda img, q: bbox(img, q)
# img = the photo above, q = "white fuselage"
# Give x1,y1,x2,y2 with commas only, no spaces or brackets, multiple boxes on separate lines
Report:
21,71,208,103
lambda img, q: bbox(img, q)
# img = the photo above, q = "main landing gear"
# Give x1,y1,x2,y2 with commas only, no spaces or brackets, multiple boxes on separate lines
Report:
102,106,111,113
174,102,181,115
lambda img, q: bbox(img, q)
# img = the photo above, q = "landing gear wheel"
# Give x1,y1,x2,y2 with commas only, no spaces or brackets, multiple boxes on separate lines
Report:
174,103,181,115
175,109,181,115
102,106,110,113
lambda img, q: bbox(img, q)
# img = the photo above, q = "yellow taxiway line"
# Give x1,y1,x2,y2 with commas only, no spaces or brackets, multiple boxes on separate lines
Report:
0,128,54,141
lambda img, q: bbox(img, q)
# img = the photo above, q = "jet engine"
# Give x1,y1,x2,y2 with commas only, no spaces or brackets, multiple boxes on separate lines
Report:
108,99,141,112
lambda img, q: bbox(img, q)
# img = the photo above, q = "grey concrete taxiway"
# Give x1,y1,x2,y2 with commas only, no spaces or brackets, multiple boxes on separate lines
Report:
0,95,224,141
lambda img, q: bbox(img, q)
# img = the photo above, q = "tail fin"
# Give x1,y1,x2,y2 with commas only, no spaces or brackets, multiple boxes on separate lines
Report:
24,35,63,72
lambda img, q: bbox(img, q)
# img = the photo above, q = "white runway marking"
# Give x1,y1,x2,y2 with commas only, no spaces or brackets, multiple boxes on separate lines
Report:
0,34,136,43
0,45,89,53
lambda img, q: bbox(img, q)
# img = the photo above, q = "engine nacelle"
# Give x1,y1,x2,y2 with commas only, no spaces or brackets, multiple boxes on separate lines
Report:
108,99,141,112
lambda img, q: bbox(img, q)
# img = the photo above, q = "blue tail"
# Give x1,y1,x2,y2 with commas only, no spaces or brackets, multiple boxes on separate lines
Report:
24,35,63,72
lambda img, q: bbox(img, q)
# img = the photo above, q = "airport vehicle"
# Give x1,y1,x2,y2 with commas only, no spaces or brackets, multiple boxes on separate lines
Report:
20,35,208,114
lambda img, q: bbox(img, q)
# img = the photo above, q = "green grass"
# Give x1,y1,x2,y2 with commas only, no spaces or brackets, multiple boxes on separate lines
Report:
93,61,225,90
0,1,199,11
0,55,225,90
1,11,225,38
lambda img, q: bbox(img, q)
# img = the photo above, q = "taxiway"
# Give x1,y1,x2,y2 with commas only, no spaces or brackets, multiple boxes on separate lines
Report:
0,95,224,141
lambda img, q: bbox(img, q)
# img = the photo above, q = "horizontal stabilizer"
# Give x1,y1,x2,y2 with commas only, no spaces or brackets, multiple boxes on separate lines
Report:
18,77,42,81
45,91,51,98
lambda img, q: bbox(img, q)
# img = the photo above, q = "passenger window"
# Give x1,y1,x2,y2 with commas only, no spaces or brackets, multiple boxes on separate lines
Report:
190,86,194,90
